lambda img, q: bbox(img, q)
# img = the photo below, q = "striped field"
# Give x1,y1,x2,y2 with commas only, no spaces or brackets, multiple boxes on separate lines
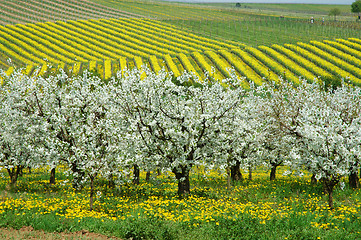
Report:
1,0,361,86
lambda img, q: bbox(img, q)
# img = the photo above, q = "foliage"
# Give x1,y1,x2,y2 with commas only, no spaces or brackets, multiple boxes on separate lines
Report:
351,0,361,15
1,67,361,209
329,8,342,21
39,70,120,186
109,68,252,196
0,71,48,187
256,78,361,208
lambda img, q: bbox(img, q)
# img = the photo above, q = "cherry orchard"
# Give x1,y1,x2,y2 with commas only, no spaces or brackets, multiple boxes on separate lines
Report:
1,69,125,210
36,70,123,210
1,67,361,209
210,77,267,183
0,71,49,187
108,69,255,197
257,79,361,208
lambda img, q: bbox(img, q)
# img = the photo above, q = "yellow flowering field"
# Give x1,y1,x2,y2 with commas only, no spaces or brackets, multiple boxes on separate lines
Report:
0,167,360,239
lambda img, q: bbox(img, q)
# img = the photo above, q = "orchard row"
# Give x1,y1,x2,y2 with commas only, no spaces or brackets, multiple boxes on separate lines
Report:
1,68,360,210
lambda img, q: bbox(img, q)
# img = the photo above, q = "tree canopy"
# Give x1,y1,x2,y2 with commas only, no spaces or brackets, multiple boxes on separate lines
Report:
351,0,361,15
329,8,342,21
1,67,361,209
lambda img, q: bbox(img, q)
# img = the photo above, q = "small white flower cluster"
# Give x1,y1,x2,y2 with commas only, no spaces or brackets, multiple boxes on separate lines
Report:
1,68,360,201
256,77,361,196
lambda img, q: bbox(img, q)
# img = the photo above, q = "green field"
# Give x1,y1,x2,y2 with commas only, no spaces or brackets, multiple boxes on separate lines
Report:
166,17,361,46
204,3,352,15
1,1,361,86
89,0,361,45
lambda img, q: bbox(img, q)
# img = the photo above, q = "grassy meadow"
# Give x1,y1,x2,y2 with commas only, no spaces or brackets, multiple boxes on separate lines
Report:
0,167,360,239
165,17,361,46
204,3,353,16
90,0,361,46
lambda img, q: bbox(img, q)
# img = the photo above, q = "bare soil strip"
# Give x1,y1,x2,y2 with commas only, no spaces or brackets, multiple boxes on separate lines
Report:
0,226,121,240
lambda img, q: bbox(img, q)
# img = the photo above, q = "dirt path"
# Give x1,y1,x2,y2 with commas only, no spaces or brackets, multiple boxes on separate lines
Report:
0,226,121,240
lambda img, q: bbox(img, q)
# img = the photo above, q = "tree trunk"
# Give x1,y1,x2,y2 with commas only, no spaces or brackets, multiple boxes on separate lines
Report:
248,166,253,181
270,165,277,181
89,175,95,211
230,160,243,182
172,165,191,197
349,171,360,189
19,168,24,177
49,168,56,185
108,174,115,189
322,177,339,209
311,174,318,184
328,189,334,209
177,174,190,197
227,167,231,190
146,171,151,182
7,166,23,188
132,164,140,185
71,163,85,190
10,174,17,187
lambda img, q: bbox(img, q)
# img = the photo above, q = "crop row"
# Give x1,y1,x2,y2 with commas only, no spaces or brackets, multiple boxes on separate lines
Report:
3,37,361,87
111,0,257,21
0,0,142,26
3,18,359,86
0,16,360,85
0,18,242,70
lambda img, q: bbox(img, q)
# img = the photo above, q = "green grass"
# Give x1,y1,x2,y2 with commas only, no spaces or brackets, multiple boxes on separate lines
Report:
2,0,360,57
0,167,360,239
89,0,356,21
204,3,352,14
87,0,361,47
185,2,356,22
166,17,361,47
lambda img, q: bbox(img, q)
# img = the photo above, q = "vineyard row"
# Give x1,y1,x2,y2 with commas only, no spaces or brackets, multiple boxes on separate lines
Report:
0,0,143,26
0,18,241,70
3,37,361,86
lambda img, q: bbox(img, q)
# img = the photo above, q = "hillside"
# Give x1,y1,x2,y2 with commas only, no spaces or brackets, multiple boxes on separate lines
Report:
1,0,361,86
0,0,144,25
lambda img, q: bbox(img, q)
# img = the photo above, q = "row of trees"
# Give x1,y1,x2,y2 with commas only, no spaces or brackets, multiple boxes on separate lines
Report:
328,0,361,21
352,0,361,20
1,68,361,209
329,0,361,21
